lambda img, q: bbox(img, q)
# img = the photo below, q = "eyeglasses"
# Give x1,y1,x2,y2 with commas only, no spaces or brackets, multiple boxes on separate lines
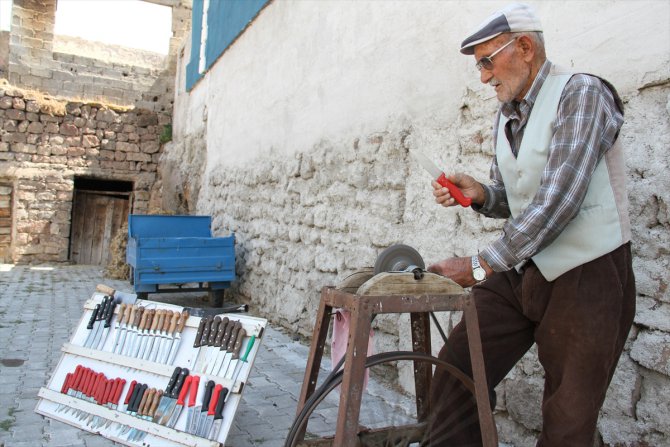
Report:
475,37,517,71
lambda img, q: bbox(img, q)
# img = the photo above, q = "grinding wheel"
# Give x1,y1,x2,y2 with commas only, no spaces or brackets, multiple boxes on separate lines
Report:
373,244,425,275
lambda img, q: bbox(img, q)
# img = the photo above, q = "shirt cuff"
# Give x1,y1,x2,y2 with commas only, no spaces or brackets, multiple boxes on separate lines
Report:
479,239,520,273
471,184,496,215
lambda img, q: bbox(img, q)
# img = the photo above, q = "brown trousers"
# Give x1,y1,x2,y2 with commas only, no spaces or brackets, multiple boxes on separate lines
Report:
427,243,635,446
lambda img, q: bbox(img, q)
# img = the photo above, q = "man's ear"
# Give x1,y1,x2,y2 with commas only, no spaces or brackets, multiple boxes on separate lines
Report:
517,35,535,62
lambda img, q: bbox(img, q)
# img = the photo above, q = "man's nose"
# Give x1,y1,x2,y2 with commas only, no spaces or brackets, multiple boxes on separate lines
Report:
480,69,493,84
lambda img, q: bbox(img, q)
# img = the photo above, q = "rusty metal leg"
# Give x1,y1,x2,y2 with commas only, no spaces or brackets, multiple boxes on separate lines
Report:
410,312,432,422
297,287,333,418
464,295,498,447
333,297,373,447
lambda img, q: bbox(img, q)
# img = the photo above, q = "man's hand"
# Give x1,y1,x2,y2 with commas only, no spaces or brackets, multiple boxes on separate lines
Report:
427,256,493,288
432,173,485,208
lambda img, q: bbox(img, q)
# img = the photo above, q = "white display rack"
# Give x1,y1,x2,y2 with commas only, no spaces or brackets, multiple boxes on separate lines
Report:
35,291,267,447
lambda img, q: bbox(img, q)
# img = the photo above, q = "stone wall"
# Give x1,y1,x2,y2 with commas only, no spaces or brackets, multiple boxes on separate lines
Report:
5,0,190,114
164,1,670,445
0,84,167,263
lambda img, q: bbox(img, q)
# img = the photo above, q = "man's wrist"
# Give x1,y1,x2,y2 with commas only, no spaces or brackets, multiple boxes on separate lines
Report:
471,255,487,282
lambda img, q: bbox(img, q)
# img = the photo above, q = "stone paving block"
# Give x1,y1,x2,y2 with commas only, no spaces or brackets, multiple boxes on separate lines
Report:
4,441,50,447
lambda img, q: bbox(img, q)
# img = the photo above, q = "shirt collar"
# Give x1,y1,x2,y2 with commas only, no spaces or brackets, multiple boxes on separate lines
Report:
501,60,553,119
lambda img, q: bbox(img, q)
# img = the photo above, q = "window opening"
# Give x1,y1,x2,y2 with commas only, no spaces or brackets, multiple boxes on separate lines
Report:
54,0,172,55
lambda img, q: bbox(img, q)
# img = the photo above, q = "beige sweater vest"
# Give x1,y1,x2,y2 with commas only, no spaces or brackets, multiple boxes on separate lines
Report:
496,66,631,281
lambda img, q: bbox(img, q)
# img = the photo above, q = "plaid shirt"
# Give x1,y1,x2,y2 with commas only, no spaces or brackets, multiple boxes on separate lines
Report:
477,60,624,272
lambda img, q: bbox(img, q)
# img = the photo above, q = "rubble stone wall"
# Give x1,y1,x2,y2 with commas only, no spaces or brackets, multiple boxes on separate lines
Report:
0,85,167,264
164,1,670,445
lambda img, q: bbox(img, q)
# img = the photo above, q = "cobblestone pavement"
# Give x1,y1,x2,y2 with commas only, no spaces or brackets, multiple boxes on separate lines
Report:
0,264,420,447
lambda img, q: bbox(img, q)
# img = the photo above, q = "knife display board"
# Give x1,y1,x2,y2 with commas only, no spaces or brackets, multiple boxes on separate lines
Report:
35,291,267,447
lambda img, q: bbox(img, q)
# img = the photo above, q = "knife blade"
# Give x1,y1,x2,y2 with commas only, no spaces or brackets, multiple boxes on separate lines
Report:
88,296,111,349
182,374,200,433
190,380,214,435
158,367,189,426
165,374,192,428
218,321,243,376
55,371,74,413
130,308,153,358
229,334,257,384
207,387,229,440
116,304,136,354
109,303,127,353
66,367,91,417
206,317,230,375
198,383,223,437
104,377,128,428
136,308,155,359
142,308,163,360
123,305,144,356
126,386,155,441
133,388,163,443
152,367,182,423
209,317,235,375
95,298,117,350
150,309,172,362
110,379,136,430
91,377,115,428
82,304,101,348
118,382,145,436
191,315,212,370
202,315,227,373
223,327,247,378
197,315,221,372
410,149,472,207
166,310,189,365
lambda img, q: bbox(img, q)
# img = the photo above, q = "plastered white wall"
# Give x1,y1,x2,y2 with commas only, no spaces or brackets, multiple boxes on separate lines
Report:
164,1,670,444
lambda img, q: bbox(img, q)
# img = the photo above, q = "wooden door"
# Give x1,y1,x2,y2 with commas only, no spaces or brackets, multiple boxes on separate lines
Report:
70,190,130,266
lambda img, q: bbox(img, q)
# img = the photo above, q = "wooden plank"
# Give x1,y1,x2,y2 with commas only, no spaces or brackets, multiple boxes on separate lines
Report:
89,197,108,264
69,190,86,263
335,268,374,293
101,199,115,265
356,272,464,296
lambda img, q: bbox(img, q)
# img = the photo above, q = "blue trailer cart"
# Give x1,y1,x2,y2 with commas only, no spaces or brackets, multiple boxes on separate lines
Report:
126,214,235,306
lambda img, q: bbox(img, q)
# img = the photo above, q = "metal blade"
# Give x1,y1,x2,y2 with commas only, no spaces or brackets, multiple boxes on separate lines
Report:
89,323,105,350
166,337,181,365
142,335,156,360
112,327,127,354
208,349,226,375
149,336,165,362
410,149,443,179
166,404,184,428
225,359,239,379
158,368,189,425
187,406,201,434
200,416,214,438
122,331,137,356
209,419,223,441
137,333,150,359
217,353,233,376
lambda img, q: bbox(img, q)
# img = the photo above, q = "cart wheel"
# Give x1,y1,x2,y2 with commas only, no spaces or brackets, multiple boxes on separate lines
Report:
285,351,478,447
209,289,224,307
136,292,148,300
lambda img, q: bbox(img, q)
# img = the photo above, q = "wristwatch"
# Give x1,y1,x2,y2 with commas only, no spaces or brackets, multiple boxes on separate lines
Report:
471,255,487,282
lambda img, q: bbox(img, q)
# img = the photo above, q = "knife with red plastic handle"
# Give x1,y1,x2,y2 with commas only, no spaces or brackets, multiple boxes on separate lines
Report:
411,150,472,207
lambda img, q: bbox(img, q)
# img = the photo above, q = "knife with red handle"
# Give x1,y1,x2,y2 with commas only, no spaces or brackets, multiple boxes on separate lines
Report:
411,150,472,207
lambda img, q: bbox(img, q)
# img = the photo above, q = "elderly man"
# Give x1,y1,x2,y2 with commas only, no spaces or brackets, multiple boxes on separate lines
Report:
426,3,635,446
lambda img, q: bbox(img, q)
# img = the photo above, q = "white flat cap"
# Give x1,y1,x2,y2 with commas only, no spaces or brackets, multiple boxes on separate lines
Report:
460,3,543,55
